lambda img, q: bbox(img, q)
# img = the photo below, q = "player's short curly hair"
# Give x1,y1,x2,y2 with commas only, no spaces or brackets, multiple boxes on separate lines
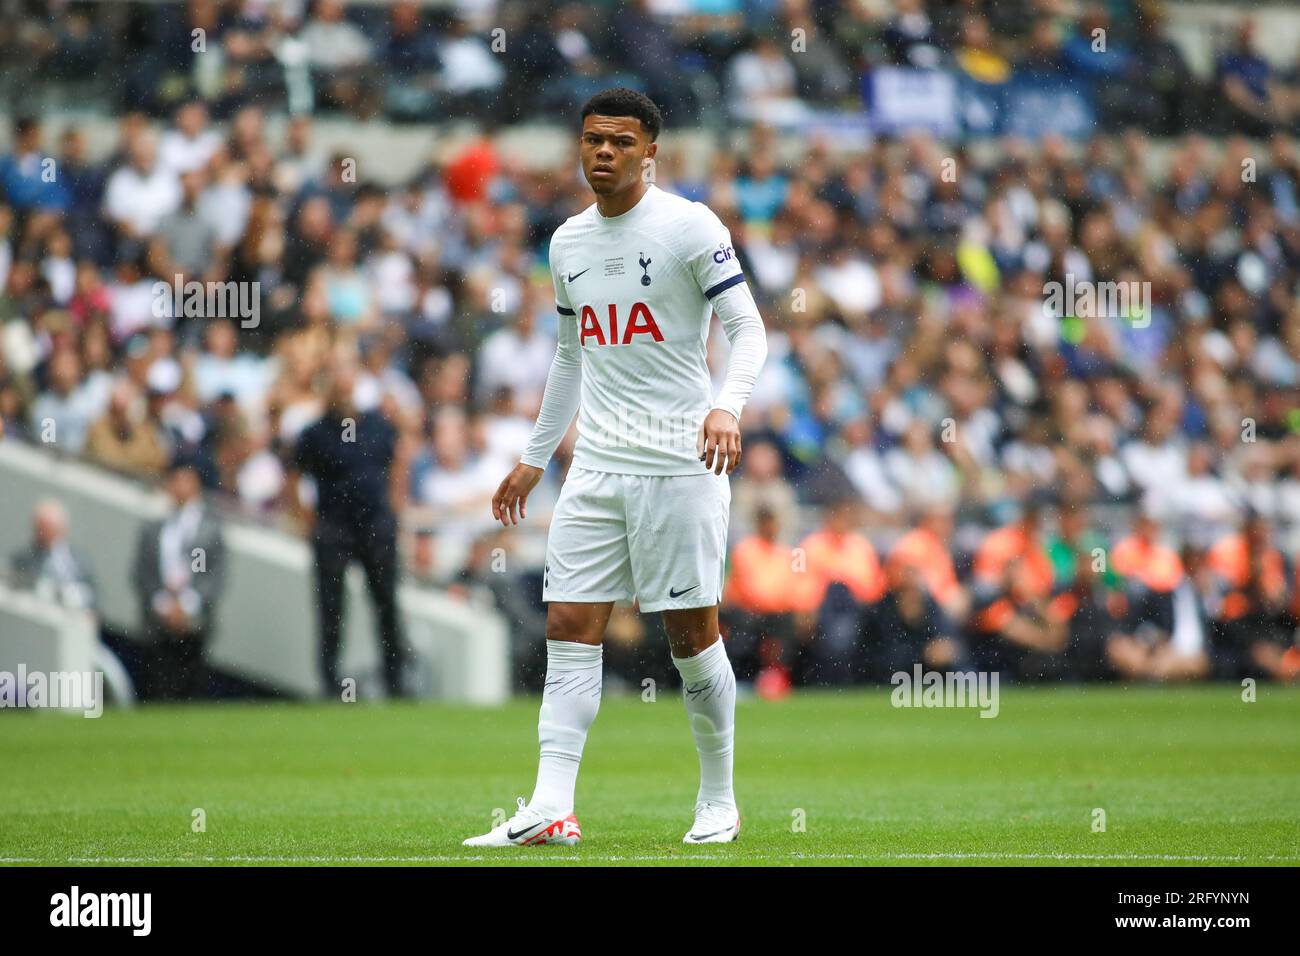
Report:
580,88,663,142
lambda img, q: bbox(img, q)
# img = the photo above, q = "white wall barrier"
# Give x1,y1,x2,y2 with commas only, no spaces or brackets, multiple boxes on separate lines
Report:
0,442,509,704
0,583,98,714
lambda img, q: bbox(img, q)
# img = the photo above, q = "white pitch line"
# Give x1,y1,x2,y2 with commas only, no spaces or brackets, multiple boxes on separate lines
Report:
1,851,1297,864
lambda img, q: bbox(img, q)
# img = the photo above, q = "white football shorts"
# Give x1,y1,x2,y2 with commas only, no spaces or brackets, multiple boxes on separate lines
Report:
542,466,731,612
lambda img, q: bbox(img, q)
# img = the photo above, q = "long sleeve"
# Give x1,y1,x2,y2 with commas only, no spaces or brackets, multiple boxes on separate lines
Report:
682,201,768,422
520,237,583,469
519,326,582,469
709,280,768,421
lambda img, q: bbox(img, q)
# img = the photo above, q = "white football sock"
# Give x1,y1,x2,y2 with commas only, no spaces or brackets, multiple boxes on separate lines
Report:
529,639,602,817
671,637,736,810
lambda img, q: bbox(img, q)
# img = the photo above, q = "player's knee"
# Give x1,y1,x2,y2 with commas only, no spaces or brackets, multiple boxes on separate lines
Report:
546,605,602,644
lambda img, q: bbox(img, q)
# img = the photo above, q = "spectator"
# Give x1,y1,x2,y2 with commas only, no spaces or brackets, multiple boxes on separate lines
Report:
475,291,555,415
106,255,168,345
726,33,808,126
29,349,104,454
1215,19,1299,136
798,498,887,684
1018,18,1067,78
57,127,107,238
1107,543,1211,682
102,130,182,247
10,498,96,609
301,0,372,69
888,505,969,625
730,439,800,542
0,117,69,213
884,420,960,513
83,377,168,479
131,454,227,700
192,317,272,409
300,0,376,114
868,560,965,682
1060,7,1130,80
1045,502,1119,680
1111,512,1185,635
797,498,887,614
9,498,136,704
954,14,1011,85
383,0,442,83
407,405,498,566
882,0,943,70
0,371,29,441
972,501,1070,681
611,0,690,122
437,15,506,106
1122,0,1197,135
314,229,375,331
1205,514,1292,680
158,102,222,176
274,116,327,197
149,169,226,284
722,505,802,693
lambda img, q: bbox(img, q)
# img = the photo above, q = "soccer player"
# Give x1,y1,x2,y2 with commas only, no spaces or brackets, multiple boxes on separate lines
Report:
463,89,768,847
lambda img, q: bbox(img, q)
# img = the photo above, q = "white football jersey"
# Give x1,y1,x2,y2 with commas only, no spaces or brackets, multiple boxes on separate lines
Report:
533,184,747,476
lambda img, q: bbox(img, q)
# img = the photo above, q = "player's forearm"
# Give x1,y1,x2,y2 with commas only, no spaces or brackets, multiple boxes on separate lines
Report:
710,283,768,421
520,347,582,469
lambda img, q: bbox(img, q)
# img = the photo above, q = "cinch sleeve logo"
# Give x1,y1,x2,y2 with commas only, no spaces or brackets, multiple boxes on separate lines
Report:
712,243,735,263
579,303,664,346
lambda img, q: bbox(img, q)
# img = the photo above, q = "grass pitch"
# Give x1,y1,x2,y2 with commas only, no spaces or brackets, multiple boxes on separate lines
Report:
2,685,1298,866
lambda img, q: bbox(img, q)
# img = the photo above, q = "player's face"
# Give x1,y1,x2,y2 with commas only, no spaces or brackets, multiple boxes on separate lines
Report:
579,115,656,196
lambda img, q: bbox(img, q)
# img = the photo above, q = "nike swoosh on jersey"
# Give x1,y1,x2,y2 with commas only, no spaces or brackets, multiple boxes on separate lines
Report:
669,585,698,598
566,268,590,282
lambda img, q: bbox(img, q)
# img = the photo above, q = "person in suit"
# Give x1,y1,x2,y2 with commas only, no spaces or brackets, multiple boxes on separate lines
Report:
10,498,136,704
10,498,98,609
131,453,226,700
287,363,408,698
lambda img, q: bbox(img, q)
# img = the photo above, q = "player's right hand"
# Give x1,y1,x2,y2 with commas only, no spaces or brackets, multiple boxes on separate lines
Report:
492,462,544,526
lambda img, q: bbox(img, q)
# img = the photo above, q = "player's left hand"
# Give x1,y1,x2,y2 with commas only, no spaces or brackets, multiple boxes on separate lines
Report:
698,408,741,475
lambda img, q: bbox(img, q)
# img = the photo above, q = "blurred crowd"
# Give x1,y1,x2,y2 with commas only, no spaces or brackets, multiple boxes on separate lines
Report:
6,0,1300,135
3,0,1300,695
